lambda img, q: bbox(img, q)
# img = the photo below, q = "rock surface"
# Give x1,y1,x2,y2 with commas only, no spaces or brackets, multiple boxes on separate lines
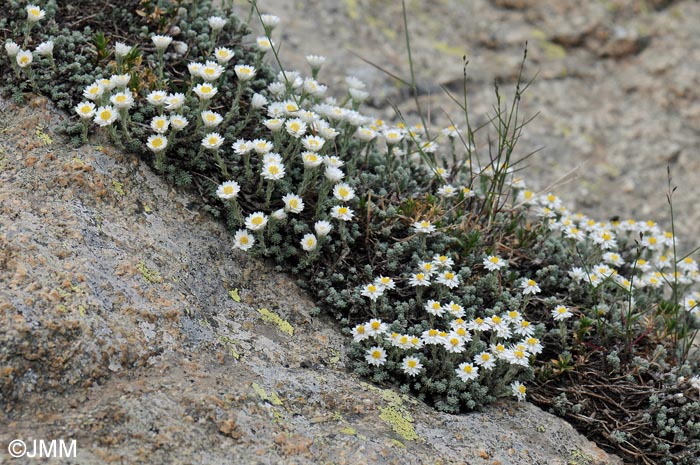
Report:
0,98,622,463
247,0,700,248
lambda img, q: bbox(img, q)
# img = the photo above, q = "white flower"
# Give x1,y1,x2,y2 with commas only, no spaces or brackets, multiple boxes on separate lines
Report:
200,61,224,82
552,305,573,321
330,205,354,221
263,151,283,165
384,129,404,145
165,93,185,111
193,83,218,100
234,65,256,82
436,184,457,198
349,88,369,102
97,78,114,92
256,36,274,51
251,139,274,154
214,47,235,64
147,90,168,107
115,42,132,57
413,220,435,234
366,319,388,337
146,134,168,153
260,14,281,29
324,166,345,182
511,381,527,401
313,221,332,237
74,102,96,119
401,356,423,377
232,139,253,155
456,362,479,382
355,126,377,142
251,93,268,109
202,133,224,150
208,16,227,31
110,90,135,110
93,106,119,127
504,347,530,367
324,155,344,168
282,193,304,213
149,115,169,134
302,151,323,168
352,323,370,342
333,183,356,202
520,278,541,295
170,115,189,131
345,76,366,90
432,255,454,268
285,118,307,138
216,180,240,200
445,301,465,318
408,272,430,287
300,233,318,252
301,135,325,152
5,40,20,57
151,34,173,50
233,229,255,251
483,255,507,271
306,54,326,69
109,73,131,88
262,118,284,132
26,5,46,22
365,346,387,366
425,300,444,317
245,212,268,231
374,276,395,291
16,50,32,68
35,41,54,57
361,283,384,301
201,110,223,128
261,162,285,181
188,62,204,78
267,81,286,96
474,352,496,370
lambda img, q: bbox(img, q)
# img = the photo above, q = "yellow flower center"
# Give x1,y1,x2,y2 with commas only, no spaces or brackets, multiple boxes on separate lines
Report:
240,237,249,245
338,187,349,197
428,329,438,337
252,217,263,225
100,110,112,120
357,325,365,334
492,316,502,324
518,385,526,394
151,138,163,148
223,186,234,195
407,360,417,368
371,351,382,359
338,207,348,215
371,321,380,330
481,354,490,361
527,279,536,286
116,95,126,103
463,365,473,373
156,120,165,128
367,285,377,293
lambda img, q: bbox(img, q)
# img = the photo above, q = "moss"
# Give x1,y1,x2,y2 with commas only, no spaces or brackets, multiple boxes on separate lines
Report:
257,308,294,336
339,426,356,435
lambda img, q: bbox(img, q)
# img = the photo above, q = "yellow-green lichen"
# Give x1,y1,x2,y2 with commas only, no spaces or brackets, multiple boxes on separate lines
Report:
567,449,595,465
228,288,241,302
217,335,241,359
257,308,294,336
136,261,162,284
360,382,420,442
388,438,406,449
339,426,356,435
251,382,283,405
378,405,419,441
112,179,125,196
36,126,53,145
